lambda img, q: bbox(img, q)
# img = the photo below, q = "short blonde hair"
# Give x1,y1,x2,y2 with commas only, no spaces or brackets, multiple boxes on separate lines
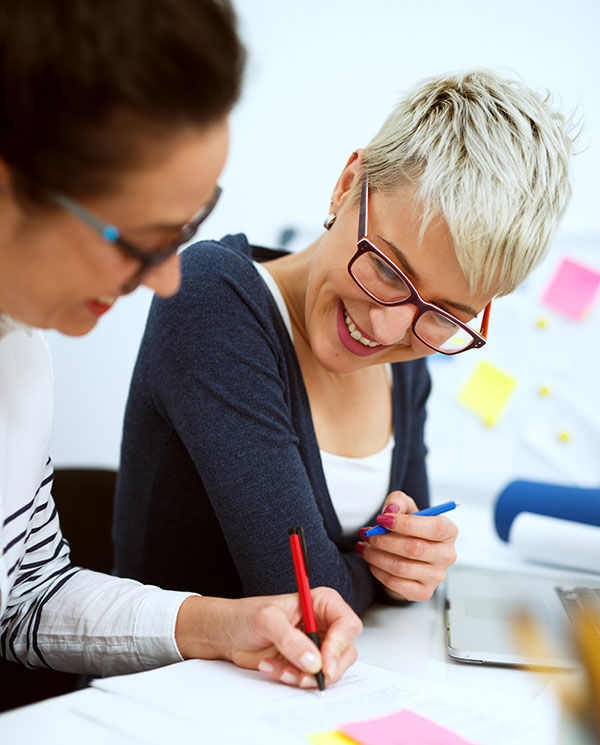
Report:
361,70,573,296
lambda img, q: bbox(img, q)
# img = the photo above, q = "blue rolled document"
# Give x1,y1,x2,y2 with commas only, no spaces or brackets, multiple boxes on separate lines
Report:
494,480,600,542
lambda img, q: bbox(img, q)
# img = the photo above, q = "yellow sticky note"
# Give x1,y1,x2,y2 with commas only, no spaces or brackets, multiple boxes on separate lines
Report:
457,361,516,426
307,733,358,745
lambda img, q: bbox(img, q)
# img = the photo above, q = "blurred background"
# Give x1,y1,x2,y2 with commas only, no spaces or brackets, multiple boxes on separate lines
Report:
48,0,600,504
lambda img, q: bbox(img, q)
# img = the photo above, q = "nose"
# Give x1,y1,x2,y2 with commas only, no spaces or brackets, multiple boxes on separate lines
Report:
142,253,181,298
369,303,417,346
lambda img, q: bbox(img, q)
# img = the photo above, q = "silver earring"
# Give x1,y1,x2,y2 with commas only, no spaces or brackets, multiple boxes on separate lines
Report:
323,212,336,230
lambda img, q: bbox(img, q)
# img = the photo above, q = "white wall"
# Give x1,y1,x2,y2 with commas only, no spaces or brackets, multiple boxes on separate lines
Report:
48,0,600,502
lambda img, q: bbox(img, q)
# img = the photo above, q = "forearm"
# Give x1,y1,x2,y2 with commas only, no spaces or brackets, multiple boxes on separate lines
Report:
11,569,193,676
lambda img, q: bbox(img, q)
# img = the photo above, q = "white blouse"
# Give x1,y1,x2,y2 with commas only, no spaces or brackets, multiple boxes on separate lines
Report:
254,262,393,534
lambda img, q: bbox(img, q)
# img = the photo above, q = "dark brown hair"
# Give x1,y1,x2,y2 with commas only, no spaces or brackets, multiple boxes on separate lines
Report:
0,0,245,202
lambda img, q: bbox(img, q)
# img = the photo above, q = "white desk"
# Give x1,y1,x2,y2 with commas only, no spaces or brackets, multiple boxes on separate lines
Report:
357,496,596,745
357,498,553,701
0,498,595,744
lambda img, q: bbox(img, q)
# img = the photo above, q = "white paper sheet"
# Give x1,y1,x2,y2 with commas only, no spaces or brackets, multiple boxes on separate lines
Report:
510,513,600,574
92,659,558,745
70,687,232,744
0,690,135,745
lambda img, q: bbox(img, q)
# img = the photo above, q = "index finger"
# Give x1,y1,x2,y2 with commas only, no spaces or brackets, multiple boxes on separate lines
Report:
310,587,363,680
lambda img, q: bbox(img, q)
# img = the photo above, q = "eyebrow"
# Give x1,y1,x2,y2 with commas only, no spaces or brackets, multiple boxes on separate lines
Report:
376,235,478,318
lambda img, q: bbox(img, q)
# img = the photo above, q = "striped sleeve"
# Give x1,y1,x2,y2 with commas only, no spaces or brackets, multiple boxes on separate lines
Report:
1,460,193,676
1,458,76,668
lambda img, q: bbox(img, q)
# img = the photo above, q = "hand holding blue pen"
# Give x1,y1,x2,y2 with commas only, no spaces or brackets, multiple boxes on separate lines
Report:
356,495,459,603
363,500,459,537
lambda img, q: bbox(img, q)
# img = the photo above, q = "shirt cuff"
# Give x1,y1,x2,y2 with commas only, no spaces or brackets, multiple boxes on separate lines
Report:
133,589,200,669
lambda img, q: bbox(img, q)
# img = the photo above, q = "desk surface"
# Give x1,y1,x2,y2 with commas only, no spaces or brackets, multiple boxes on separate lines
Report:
358,497,549,699
0,498,595,744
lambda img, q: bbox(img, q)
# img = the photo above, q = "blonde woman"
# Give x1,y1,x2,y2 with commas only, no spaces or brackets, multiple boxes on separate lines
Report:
115,70,573,614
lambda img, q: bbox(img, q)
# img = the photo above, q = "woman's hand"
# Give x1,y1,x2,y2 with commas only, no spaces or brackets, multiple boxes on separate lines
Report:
356,491,458,601
174,587,362,689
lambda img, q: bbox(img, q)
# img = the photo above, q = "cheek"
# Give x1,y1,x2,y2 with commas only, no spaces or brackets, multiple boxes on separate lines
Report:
383,338,435,364
61,225,136,288
26,223,132,301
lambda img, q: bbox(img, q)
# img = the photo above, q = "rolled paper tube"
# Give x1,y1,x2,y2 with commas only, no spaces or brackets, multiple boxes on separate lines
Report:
494,480,600,543
510,513,600,574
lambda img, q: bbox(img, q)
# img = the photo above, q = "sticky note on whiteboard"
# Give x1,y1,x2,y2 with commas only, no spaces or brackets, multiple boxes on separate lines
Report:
541,257,600,320
457,361,516,426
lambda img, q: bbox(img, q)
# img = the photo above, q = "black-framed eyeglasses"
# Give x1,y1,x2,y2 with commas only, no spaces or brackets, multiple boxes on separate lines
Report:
52,186,222,291
347,175,491,355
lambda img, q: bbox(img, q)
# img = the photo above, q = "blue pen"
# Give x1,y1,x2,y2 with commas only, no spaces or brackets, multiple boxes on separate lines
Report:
363,500,459,536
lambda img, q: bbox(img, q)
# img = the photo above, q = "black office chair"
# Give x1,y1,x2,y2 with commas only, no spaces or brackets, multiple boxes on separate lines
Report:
0,468,117,713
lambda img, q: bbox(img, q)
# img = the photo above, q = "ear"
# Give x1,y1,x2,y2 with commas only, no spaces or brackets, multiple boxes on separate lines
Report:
330,148,364,212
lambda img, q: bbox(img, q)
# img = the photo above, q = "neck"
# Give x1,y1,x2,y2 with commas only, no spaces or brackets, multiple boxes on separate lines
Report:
264,238,319,345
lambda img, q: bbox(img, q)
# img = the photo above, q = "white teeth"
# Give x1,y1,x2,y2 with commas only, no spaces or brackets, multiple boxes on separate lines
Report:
96,295,116,305
343,309,380,348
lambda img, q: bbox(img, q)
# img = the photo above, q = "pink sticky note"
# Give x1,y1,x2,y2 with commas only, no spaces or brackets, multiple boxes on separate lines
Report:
340,709,475,745
541,257,600,320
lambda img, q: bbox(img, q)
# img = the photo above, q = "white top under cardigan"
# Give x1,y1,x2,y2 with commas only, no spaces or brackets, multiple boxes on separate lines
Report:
0,314,192,676
254,262,393,534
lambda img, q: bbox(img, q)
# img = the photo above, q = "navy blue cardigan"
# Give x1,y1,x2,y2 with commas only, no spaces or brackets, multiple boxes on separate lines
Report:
113,235,431,614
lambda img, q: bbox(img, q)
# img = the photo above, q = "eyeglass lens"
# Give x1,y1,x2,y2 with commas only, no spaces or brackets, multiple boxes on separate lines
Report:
351,248,480,353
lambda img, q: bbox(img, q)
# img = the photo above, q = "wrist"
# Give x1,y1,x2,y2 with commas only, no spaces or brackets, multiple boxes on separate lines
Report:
174,595,234,661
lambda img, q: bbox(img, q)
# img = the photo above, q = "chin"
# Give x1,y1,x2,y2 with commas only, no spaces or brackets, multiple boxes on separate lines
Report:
313,343,384,374
53,316,99,337
386,348,432,364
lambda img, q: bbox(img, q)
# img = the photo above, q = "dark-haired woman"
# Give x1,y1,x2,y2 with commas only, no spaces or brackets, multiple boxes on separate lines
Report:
0,0,360,689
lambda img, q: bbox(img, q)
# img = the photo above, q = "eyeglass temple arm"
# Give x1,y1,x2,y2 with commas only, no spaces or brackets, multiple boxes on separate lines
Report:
358,174,369,241
53,193,120,243
480,301,492,338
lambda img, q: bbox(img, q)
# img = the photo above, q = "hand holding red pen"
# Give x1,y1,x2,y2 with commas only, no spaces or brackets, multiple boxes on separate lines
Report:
174,588,362,689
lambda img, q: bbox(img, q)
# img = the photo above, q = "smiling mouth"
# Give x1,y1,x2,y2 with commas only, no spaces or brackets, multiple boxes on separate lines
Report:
342,307,381,348
85,295,118,317
96,295,117,305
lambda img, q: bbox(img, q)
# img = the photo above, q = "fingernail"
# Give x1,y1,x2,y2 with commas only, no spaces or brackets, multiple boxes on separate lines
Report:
281,670,298,685
358,527,370,540
384,503,399,514
299,651,320,673
300,675,316,688
258,659,274,674
355,541,365,555
326,658,337,679
376,514,394,529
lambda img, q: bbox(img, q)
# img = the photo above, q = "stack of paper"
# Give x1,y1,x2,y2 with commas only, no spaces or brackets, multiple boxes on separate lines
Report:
84,659,558,745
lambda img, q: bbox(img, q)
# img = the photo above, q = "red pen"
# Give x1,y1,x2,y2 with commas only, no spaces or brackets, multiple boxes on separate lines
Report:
288,526,326,691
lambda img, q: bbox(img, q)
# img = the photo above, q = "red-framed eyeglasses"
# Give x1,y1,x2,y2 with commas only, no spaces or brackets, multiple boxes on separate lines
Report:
347,175,491,355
